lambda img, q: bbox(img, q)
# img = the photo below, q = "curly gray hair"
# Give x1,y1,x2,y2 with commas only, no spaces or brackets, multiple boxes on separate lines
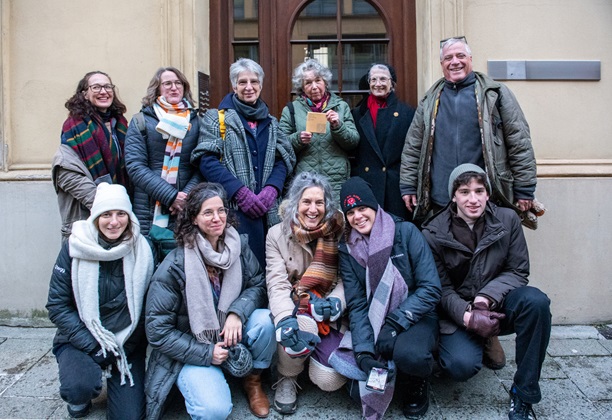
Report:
291,59,333,95
282,172,338,231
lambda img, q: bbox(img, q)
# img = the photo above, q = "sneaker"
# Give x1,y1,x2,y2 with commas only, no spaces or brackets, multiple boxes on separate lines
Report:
67,401,92,418
402,378,430,418
509,385,537,420
483,336,507,370
272,375,300,414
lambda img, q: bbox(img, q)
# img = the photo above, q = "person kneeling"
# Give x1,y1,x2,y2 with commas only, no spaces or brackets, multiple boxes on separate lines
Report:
332,177,441,419
266,172,348,414
422,164,552,420
145,183,275,419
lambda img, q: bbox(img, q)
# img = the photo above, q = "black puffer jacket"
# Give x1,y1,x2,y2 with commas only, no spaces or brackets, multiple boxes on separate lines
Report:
339,215,441,356
144,234,267,420
421,202,530,334
46,241,145,356
125,107,203,236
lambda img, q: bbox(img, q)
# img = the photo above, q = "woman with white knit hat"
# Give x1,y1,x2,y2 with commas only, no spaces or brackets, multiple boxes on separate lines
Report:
47,182,154,419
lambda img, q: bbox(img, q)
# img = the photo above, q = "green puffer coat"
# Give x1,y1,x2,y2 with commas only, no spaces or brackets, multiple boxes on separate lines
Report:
400,71,536,220
280,93,359,201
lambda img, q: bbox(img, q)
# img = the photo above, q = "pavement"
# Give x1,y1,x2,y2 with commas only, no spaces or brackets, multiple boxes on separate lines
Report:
0,324,611,419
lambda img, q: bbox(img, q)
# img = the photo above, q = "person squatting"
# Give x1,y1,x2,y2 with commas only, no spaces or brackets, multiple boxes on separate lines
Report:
49,39,549,420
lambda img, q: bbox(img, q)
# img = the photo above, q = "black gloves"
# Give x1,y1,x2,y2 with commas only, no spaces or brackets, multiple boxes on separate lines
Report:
466,301,506,338
275,316,321,358
89,346,116,368
376,317,403,359
308,292,342,322
356,352,396,383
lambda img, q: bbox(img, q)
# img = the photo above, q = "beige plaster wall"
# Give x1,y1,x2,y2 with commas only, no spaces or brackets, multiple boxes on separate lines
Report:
416,0,612,173
1,0,208,169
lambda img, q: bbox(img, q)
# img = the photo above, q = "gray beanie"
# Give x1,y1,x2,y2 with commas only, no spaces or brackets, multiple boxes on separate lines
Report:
448,164,490,199
221,343,253,378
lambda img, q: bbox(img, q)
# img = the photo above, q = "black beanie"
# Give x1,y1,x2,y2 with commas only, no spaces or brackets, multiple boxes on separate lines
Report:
340,177,379,215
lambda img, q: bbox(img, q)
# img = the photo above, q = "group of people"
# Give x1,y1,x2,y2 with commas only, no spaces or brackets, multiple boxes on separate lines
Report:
47,36,550,420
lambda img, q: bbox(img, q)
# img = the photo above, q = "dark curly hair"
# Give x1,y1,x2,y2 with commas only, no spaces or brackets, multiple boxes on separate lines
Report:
64,71,127,120
175,183,238,248
141,67,195,107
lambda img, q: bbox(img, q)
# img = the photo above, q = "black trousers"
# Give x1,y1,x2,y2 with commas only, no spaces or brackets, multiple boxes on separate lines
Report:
392,312,439,378
55,343,146,420
438,286,551,404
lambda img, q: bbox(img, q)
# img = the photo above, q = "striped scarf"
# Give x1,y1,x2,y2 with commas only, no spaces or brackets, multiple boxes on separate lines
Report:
301,91,330,113
152,96,192,227
292,210,344,334
61,114,129,185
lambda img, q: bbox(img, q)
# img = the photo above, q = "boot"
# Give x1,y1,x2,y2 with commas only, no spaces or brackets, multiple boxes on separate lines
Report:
403,377,430,418
483,336,506,370
243,373,270,418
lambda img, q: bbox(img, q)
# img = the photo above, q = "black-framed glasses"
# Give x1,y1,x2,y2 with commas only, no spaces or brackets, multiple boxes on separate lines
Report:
440,36,468,48
87,84,115,93
199,207,228,220
161,80,184,89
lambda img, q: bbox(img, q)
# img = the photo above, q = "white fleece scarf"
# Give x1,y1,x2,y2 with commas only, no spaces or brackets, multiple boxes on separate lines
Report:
69,219,153,386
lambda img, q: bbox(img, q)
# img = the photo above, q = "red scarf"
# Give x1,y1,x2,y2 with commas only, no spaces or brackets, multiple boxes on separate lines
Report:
367,94,387,128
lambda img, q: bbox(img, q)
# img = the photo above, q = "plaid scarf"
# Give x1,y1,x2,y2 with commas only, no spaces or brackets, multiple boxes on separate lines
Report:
292,210,344,334
61,114,129,185
345,207,408,420
301,91,331,112
151,97,192,227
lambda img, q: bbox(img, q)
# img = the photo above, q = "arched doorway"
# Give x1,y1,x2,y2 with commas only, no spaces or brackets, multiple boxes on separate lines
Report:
209,0,417,116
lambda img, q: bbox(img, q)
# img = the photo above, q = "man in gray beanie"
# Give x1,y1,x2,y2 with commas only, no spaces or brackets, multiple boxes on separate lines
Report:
421,165,551,420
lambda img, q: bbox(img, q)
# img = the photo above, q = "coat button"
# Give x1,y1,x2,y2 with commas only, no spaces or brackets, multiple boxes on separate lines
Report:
382,167,386,172
365,167,369,172
394,112,399,117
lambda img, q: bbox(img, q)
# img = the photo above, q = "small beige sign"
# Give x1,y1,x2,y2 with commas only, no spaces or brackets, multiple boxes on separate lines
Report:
306,112,327,134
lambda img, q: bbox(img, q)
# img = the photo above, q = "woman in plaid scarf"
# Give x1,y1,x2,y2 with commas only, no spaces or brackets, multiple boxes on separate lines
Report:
266,172,348,415
52,71,130,240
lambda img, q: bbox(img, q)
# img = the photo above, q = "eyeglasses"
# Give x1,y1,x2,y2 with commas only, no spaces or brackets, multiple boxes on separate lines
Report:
161,80,184,89
369,77,390,84
87,84,115,93
440,36,468,48
199,207,228,220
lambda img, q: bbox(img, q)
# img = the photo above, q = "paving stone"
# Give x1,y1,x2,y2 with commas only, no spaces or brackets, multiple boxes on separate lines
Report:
593,401,612,419
598,339,612,353
0,337,6,345
431,368,507,407
0,338,51,375
0,396,64,419
550,325,601,340
554,355,612,401
5,354,60,398
0,373,19,395
0,326,56,340
547,339,610,356
512,378,605,419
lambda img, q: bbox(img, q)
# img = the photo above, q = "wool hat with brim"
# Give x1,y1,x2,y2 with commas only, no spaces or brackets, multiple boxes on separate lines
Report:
221,343,253,378
447,163,491,199
89,182,139,227
340,177,379,215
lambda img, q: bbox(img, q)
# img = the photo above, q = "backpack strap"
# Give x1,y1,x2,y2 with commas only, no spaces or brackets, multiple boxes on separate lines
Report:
219,109,226,140
132,112,147,137
287,101,296,129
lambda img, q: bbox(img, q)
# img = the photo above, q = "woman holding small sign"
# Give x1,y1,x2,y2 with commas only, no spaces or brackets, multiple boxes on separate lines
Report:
279,59,359,201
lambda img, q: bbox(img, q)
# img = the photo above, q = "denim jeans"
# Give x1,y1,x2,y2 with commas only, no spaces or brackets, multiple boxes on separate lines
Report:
438,286,551,404
177,308,275,418
55,342,146,419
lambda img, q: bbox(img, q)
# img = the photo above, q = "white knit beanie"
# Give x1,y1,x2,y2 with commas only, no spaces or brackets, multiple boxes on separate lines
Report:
89,182,136,223
448,163,490,199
